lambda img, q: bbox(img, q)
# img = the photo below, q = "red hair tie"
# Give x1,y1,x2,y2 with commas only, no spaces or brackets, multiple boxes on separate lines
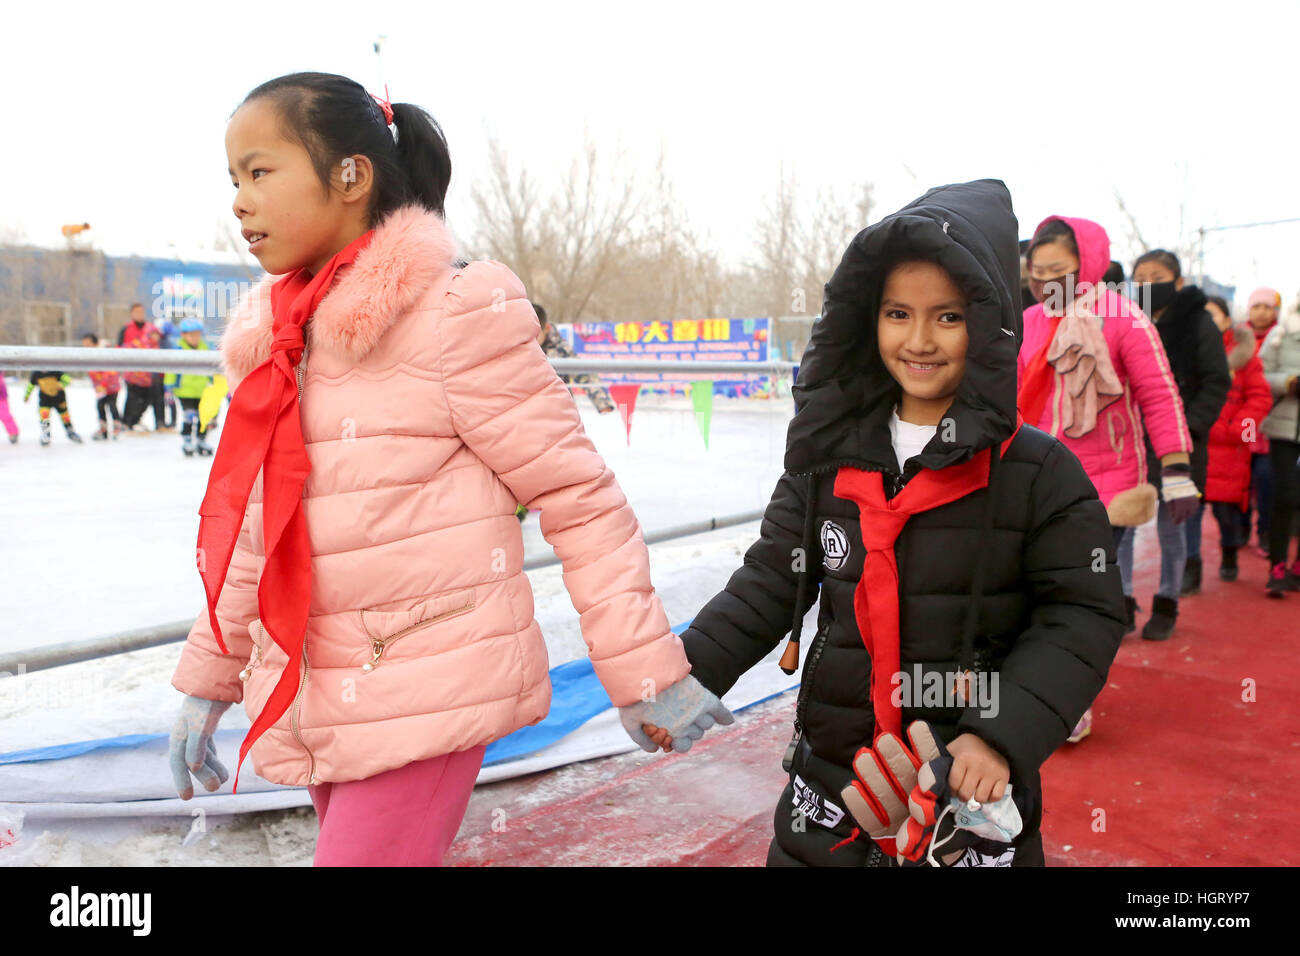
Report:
370,84,394,126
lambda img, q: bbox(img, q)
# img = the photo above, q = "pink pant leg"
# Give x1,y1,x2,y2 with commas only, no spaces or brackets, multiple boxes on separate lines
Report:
310,745,486,867
0,393,17,438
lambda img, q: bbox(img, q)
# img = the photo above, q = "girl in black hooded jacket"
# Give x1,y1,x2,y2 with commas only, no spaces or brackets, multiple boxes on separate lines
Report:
653,180,1125,867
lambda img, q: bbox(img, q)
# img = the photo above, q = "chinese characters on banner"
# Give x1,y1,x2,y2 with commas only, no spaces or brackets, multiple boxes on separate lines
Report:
560,317,772,398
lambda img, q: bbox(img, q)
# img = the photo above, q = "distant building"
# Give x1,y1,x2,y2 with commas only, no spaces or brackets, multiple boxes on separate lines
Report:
0,245,259,346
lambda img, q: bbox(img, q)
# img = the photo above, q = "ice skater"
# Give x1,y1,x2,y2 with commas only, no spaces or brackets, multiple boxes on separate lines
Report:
81,332,124,440
165,318,216,456
0,374,19,444
24,370,82,445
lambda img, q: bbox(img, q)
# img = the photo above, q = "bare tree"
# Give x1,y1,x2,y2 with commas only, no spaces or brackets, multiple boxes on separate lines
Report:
468,140,872,325
745,170,873,319
1113,168,1200,272
470,137,647,324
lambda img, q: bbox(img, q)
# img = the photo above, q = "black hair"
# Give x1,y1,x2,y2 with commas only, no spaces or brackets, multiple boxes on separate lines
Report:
1101,261,1125,285
1207,295,1231,317
81,331,98,343
238,72,452,224
1133,248,1181,279
532,302,548,327
1026,219,1078,264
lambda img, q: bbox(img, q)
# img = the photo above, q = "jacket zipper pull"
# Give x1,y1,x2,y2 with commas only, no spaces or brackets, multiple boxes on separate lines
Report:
238,641,264,681
782,726,802,774
360,639,385,673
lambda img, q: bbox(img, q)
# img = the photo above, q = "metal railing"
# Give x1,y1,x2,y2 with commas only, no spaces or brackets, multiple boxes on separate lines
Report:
0,508,766,675
1,342,791,673
0,345,798,378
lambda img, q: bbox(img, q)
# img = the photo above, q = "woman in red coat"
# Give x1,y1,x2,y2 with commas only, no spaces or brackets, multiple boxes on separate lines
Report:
1202,296,1274,580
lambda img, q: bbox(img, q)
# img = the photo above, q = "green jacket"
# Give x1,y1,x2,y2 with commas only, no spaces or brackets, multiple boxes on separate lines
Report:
164,338,214,399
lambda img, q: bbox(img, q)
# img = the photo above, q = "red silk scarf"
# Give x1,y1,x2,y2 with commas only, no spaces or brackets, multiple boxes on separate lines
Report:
832,419,1021,739
196,229,374,791
1016,313,1064,432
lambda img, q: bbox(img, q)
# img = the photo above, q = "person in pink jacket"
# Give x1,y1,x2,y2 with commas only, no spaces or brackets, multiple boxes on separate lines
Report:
0,374,18,444
1018,215,1194,740
167,71,731,866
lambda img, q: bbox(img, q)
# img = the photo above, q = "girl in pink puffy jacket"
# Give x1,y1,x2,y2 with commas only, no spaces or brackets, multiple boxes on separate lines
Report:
167,72,731,866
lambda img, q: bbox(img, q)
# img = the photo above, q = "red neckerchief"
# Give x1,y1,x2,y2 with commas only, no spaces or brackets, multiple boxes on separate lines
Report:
196,229,374,792
1016,313,1064,429
832,418,1021,739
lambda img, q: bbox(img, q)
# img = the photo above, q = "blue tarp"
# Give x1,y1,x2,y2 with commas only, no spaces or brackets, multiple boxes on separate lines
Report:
0,622,696,770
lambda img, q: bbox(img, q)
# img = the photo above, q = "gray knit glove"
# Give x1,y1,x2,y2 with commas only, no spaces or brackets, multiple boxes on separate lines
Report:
169,694,233,799
618,675,735,754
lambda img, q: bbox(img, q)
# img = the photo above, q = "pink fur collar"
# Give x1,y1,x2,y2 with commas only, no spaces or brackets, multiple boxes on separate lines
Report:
219,204,458,386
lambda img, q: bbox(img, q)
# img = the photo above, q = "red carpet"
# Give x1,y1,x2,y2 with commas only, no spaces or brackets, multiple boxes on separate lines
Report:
448,511,1298,866
1039,515,1297,866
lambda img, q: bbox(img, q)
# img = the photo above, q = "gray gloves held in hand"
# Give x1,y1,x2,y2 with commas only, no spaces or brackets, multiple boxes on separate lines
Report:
618,674,734,754
169,694,232,799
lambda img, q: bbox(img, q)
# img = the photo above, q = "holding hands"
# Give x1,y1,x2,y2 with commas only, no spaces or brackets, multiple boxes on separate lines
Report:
619,674,734,754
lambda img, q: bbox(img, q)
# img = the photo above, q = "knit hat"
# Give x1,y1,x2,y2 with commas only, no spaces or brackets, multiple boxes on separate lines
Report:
1248,287,1281,309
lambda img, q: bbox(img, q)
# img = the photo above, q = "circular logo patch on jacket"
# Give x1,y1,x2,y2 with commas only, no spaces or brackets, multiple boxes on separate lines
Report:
820,520,849,571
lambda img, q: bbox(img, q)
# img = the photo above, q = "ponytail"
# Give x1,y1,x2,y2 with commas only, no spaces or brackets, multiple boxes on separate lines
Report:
239,72,452,225
388,102,452,219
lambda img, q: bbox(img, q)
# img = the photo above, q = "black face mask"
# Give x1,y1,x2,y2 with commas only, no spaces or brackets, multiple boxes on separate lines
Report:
1028,272,1081,312
1132,280,1178,317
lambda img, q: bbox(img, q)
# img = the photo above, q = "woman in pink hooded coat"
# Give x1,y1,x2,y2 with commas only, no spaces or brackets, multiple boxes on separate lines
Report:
1018,215,1193,740
166,72,732,866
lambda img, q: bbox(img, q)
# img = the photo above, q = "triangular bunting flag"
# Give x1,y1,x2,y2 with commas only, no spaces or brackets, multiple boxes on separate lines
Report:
609,383,641,446
691,379,713,450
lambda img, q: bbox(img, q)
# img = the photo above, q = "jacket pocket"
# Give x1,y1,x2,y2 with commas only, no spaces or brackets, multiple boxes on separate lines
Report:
357,586,477,673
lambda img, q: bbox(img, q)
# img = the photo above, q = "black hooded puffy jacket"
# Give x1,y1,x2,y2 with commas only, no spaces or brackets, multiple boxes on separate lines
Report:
680,180,1126,867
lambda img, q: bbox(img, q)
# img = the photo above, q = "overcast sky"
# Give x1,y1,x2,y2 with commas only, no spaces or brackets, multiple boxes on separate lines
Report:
5,0,1298,307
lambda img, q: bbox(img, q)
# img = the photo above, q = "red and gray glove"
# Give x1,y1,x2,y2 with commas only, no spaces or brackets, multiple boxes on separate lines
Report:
839,722,944,859
840,721,1014,866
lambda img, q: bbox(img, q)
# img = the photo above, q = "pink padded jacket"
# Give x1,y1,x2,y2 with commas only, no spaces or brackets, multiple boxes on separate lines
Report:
170,204,690,786
1019,215,1192,516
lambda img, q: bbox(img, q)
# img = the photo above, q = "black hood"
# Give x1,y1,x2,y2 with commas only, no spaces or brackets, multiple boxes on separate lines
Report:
785,179,1022,475
1159,284,1208,329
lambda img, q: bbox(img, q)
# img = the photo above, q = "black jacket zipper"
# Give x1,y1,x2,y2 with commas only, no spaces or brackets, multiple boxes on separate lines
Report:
783,621,832,773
